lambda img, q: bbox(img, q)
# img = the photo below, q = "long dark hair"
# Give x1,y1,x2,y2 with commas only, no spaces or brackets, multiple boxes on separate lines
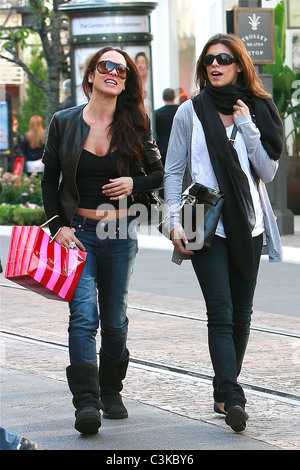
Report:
196,33,271,99
82,46,148,174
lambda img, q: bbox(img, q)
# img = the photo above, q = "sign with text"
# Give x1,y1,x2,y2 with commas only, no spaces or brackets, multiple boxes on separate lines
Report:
71,15,149,35
0,60,24,85
234,7,275,64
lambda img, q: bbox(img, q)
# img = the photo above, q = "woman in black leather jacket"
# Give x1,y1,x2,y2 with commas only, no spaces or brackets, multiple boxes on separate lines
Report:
41,46,163,435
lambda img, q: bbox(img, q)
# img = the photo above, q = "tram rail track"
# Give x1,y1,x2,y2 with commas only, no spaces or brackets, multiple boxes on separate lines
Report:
129,305,300,339
1,329,300,407
1,282,300,339
1,282,300,407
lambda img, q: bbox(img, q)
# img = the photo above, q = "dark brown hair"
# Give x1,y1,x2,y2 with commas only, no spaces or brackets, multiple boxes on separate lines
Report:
82,46,148,174
196,33,271,99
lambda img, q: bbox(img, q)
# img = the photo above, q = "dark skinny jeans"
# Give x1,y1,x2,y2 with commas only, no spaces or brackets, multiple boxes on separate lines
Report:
191,234,263,411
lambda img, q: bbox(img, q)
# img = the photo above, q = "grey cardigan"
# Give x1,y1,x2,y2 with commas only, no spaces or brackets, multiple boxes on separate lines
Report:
164,98,283,263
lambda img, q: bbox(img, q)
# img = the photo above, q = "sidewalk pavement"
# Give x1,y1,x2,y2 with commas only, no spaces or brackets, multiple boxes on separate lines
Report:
2,367,277,452
0,216,300,451
1,281,300,450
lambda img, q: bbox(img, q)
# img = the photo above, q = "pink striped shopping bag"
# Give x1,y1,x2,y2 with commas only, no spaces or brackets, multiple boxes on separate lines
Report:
5,225,86,302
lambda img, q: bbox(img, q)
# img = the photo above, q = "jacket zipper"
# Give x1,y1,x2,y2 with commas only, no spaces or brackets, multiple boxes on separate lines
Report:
69,121,90,228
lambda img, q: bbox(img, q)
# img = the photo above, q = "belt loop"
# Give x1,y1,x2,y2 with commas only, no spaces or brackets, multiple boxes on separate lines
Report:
79,217,87,231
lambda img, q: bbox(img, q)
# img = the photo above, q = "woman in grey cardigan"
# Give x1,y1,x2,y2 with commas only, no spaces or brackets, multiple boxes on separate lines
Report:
164,34,283,433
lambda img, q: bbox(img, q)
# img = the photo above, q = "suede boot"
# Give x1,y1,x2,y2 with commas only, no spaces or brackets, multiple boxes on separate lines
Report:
66,362,102,434
99,350,129,419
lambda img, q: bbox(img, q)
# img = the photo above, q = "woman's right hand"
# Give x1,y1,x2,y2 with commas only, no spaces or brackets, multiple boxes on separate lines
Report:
170,225,194,256
53,226,85,251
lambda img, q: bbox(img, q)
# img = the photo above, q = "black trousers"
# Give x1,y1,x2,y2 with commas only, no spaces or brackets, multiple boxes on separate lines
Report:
191,234,263,411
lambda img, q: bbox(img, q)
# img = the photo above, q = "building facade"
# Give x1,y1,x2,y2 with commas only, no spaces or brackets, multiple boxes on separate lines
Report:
150,0,298,109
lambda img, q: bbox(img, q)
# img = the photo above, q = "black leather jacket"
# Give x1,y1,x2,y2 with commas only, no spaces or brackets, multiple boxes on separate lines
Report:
42,104,162,233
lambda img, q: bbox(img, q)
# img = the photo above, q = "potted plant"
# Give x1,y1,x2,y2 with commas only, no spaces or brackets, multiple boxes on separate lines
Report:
263,0,300,213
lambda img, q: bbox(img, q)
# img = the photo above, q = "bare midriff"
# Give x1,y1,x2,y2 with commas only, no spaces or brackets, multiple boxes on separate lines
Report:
75,207,129,221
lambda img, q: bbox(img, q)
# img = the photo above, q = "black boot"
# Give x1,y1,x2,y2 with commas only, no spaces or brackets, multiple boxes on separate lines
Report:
99,350,129,419
66,362,102,434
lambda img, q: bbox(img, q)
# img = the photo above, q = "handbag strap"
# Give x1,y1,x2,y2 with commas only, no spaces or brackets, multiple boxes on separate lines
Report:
228,124,238,147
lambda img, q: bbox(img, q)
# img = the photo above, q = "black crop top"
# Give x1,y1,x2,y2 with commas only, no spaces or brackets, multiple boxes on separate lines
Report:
76,149,121,210
42,148,164,233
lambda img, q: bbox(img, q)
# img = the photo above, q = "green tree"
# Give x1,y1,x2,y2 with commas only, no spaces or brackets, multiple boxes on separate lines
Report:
0,1,69,128
17,48,47,135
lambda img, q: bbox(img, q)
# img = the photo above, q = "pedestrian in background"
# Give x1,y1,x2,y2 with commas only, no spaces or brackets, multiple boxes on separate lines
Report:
41,46,163,435
155,88,179,198
155,88,179,167
21,115,45,175
12,115,24,160
164,33,283,432
59,79,73,110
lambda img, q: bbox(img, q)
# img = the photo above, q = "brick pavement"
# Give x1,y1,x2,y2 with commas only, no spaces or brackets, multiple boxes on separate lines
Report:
1,279,300,450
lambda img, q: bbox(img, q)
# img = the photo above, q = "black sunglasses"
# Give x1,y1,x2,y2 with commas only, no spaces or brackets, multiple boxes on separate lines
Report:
204,53,237,66
96,60,129,79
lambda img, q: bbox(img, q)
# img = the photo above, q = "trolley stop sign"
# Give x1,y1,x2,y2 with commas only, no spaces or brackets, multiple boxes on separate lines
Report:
234,8,275,64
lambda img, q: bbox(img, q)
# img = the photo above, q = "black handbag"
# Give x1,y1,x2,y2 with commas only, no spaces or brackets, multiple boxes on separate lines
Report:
178,182,224,251
158,182,224,251
130,190,162,223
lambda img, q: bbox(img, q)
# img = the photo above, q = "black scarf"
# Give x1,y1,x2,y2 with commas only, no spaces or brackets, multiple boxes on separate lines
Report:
192,83,283,279
205,80,284,160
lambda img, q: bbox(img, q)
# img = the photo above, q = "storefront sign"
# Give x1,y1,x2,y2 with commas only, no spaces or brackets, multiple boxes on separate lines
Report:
0,60,24,85
71,15,149,35
234,7,275,64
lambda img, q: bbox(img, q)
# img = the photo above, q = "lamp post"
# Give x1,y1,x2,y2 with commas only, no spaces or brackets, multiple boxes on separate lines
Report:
59,0,157,117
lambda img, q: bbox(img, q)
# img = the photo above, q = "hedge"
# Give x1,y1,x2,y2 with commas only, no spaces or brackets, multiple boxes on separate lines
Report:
0,170,46,226
0,204,47,226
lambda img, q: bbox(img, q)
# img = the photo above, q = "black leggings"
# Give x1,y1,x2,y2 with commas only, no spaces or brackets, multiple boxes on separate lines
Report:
191,234,263,411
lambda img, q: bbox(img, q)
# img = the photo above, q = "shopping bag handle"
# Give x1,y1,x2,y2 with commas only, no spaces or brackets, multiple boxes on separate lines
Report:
40,215,64,244
40,215,60,229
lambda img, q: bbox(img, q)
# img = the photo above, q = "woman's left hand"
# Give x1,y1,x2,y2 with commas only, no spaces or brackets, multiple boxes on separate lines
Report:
233,99,250,119
102,177,133,200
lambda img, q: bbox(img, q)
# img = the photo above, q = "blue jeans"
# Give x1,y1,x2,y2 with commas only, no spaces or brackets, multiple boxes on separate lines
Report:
191,234,263,411
0,426,22,450
68,215,138,364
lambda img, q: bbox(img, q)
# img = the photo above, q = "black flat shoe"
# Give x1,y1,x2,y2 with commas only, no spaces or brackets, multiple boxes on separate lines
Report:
214,401,227,416
225,405,249,432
